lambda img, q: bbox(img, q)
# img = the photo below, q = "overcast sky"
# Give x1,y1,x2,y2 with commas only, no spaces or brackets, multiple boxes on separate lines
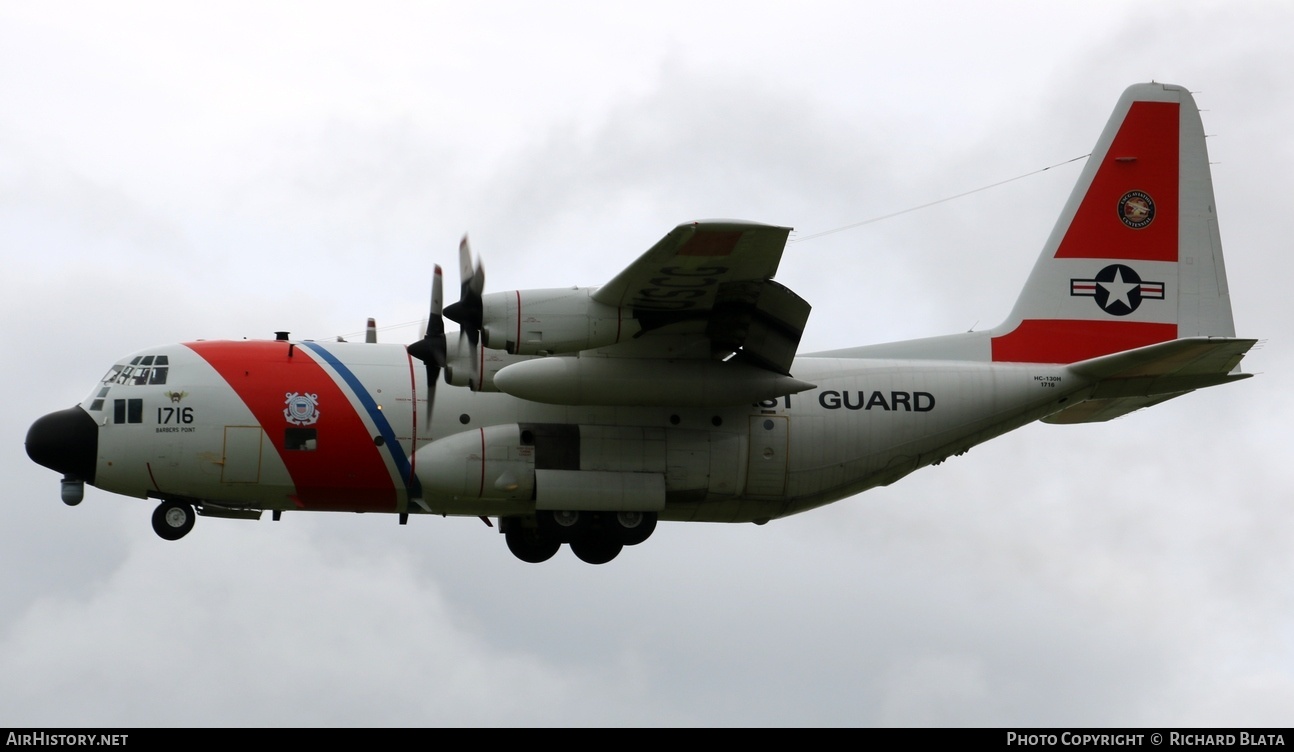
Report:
4,1,1293,727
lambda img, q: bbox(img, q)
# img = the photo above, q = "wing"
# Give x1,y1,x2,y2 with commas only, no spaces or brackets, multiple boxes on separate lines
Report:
591,220,810,374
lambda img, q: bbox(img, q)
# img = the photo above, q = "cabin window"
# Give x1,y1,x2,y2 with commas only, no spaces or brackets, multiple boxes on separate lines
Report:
285,428,317,451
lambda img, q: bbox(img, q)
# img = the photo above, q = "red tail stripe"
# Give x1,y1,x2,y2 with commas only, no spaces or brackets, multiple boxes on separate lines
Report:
991,320,1177,364
1055,101,1179,262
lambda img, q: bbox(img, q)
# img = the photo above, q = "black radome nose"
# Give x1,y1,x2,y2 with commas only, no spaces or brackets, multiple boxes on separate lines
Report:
26,407,98,484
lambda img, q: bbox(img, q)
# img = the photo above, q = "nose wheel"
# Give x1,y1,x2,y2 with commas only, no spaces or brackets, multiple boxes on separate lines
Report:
151,500,196,541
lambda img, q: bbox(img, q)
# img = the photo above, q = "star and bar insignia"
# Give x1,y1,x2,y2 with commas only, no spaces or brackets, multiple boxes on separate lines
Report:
1071,264,1165,316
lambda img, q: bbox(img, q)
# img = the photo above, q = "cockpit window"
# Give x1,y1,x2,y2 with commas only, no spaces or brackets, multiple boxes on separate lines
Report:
101,355,168,387
150,356,168,384
89,386,110,412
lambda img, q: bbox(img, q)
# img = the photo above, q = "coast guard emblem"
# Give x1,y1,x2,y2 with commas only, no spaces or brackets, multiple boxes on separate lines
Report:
284,392,321,426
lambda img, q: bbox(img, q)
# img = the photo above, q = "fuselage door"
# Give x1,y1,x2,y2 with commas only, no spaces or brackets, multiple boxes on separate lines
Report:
745,415,789,497
222,426,263,484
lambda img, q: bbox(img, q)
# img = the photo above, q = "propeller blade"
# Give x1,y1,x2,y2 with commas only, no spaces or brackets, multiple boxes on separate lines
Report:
407,265,447,428
459,233,476,291
464,235,485,297
431,263,444,327
443,233,485,390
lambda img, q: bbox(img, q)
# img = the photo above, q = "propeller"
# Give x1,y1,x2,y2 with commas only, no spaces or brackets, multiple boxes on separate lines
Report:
406,265,447,428
443,234,486,389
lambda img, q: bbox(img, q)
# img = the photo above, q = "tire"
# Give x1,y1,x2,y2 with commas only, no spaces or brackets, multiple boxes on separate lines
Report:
151,500,195,541
503,519,561,563
569,534,623,565
612,511,657,546
539,509,589,543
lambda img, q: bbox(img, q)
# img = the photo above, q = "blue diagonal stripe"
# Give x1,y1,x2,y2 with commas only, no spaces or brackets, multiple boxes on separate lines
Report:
301,342,423,499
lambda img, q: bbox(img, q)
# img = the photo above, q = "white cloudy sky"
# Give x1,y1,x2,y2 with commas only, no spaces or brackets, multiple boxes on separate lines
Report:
4,1,1293,727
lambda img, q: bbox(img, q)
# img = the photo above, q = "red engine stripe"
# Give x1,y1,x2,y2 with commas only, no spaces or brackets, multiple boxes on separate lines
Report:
407,352,419,481
478,428,486,498
186,340,397,511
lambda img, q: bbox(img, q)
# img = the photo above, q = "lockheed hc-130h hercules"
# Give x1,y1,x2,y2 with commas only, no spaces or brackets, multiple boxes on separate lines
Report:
26,83,1255,564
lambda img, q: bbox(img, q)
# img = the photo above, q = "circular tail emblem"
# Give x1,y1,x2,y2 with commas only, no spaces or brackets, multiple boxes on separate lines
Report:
1118,190,1155,229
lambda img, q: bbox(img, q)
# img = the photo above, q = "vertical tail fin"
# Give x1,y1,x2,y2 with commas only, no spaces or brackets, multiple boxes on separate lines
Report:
990,83,1236,364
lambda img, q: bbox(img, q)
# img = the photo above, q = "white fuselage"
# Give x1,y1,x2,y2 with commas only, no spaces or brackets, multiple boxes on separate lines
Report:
80,339,1086,524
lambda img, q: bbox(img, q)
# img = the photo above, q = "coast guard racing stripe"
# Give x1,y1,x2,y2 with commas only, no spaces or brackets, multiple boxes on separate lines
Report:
187,340,409,512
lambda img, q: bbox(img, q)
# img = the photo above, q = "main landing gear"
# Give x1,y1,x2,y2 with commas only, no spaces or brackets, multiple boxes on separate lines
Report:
502,510,658,565
151,500,196,541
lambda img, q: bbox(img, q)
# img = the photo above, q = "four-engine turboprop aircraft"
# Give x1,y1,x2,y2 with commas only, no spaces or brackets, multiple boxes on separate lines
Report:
26,83,1256,564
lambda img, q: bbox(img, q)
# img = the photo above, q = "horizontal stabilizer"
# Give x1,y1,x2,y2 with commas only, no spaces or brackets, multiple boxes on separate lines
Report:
1042,392,1190,424
1045,337,1255,423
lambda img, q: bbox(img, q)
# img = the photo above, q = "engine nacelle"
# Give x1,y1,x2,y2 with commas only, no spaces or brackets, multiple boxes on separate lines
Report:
479,287,640,355
414,424,536,502
443,343,533,392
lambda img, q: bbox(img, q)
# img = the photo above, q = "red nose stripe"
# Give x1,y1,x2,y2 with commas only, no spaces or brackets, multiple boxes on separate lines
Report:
187,340,396,511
